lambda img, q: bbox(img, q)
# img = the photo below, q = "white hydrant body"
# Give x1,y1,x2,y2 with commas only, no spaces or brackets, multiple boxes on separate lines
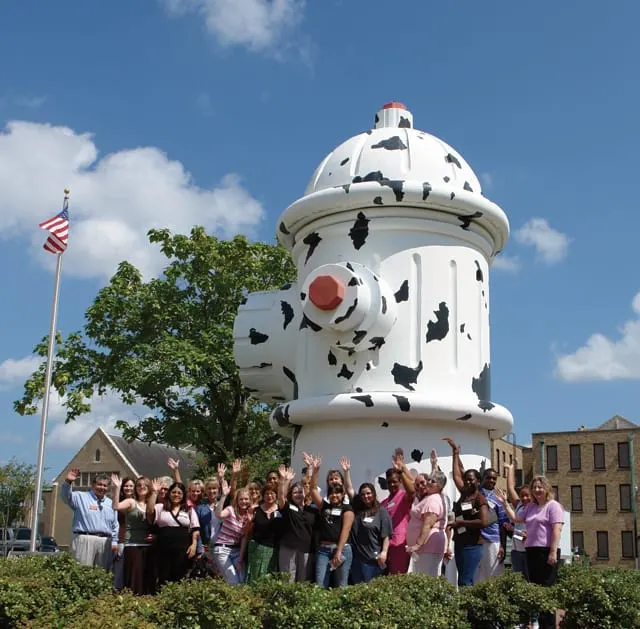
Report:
234,102,513,492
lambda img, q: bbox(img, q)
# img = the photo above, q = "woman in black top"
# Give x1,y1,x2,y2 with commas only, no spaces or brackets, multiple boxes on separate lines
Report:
276,465,316,582
350,483,393,583
242,484,280,584
309,455,354,588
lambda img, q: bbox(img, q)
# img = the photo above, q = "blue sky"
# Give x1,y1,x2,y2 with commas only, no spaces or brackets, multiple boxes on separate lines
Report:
1,0,639,479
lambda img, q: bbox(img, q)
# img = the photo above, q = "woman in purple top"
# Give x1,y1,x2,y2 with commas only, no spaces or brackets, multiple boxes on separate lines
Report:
496,475,564,629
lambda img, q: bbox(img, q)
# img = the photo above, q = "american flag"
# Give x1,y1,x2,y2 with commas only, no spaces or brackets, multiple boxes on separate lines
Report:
39,197,69,255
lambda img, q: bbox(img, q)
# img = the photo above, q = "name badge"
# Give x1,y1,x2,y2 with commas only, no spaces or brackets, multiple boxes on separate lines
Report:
89,505,99,511
487,501,496,510
289,504,299,512
330,508,342,516
363,516,374,523
273,511,283,519
387,502,395,509
461,503,472,512
513,533,524,541
458,526,467,534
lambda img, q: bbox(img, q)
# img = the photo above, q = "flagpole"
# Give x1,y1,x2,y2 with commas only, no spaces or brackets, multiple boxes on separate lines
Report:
29,190,68,552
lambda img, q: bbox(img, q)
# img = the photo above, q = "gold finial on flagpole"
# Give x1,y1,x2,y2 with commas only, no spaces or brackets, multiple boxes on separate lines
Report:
64,188,70,196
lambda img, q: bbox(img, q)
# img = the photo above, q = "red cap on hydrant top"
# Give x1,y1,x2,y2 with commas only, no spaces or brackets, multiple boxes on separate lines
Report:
382,102,406,110
309,275,345,311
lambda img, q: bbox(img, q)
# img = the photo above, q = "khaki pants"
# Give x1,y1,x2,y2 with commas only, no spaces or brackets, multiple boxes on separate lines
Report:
474,540,504,583
71,534,113,570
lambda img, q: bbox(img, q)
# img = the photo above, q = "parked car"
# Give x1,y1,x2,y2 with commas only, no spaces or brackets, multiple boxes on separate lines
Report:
38,536,60,553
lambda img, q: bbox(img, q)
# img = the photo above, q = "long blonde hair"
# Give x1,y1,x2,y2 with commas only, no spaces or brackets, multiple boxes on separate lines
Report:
529,475,555,504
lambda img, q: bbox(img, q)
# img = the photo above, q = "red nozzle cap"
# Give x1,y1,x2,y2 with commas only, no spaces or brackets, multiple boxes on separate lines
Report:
382,102,406,110
309,275,345,311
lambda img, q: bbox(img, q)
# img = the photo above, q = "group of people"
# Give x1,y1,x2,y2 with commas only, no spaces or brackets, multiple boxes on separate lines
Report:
60,437,564,627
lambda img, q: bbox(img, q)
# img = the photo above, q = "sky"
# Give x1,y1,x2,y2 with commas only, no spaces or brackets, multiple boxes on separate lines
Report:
1,0,639,479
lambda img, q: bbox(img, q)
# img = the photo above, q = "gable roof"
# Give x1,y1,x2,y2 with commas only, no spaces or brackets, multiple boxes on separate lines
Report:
595,415,638,431
107,433,200,480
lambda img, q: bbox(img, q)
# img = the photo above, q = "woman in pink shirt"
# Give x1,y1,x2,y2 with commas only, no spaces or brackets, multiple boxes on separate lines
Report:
496,475,564,629
405,470,447,577
380,448,415,574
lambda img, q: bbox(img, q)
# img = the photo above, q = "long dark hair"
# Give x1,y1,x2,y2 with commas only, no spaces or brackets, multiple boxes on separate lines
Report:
119,477,135,501
354,482,380,516
163,482,188,512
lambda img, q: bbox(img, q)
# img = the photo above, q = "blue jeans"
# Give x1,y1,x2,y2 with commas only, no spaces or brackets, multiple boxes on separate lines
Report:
315,544,352,588
455,543,483,586
351,553,383,584
511,550,529,580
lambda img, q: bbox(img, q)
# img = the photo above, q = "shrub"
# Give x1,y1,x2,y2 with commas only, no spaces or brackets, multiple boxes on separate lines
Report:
333,574,469,629
461,571,556,629
252,573,337,629
555,564,640,629
154,578,260,629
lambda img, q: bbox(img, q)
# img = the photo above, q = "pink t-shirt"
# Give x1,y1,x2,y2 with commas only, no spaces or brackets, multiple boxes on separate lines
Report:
522,500,564,548
381,488,412,547
405,493,446,555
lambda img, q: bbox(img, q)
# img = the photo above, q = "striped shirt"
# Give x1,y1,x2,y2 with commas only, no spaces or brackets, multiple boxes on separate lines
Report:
214,507,247,545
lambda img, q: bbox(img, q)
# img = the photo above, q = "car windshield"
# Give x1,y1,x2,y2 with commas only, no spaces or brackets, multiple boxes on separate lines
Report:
16,529,31,540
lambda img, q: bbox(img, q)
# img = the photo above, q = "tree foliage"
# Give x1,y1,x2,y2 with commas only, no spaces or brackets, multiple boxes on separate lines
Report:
0,459,36,529
15,228,296,471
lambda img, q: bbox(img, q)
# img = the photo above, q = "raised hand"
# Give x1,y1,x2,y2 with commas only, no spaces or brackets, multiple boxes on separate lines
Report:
66,468,80,482
217,463,227,477
151,478,162,493
232,459,242,474
302,452,314,468
430,449,438,465
494,488,507,504
442,437,459,453
285,467,296,482
392,450,405,470
312,455,322,469
168,458,180,470
111,473,122,487
278,464,287,478
339,457,351,472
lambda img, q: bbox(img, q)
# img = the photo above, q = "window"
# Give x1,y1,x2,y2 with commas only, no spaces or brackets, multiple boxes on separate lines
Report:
596,531,609,559
546,445,558,471
620,484,633,511
572,531,585,553
496,452,500,476
94,448,101,462
81,472,91,487
593,443,605,470
552,485,559,501
621,531,635,559
595,485,607,512
509,454,513,465
569,444,581,471
618,442,631,469
570,485,582,512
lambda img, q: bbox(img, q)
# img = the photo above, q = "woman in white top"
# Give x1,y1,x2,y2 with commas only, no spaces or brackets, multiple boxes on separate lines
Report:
503,464,532,580
148,480,199,586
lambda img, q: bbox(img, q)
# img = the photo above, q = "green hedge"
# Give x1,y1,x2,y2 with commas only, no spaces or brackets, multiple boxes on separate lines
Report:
1,553,640,629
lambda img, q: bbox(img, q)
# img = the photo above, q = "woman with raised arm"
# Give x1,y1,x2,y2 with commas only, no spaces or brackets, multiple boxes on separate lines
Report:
244,482,281,584
495,477,564,629
404,470,447,577
147,479,200,586
111,474,155,595
194,464,225,556
308,454,355,587
210,479,252,585
380,447,415,574
444,436,488,586
112,476,134,589
350,483,392,583
277,465,316,582
503,463,532,579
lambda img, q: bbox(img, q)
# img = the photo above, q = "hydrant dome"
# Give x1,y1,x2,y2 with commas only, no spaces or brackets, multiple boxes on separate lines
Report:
304,103,482,199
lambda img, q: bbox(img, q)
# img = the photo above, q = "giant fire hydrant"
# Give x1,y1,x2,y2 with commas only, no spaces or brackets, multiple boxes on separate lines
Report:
233,102,513,490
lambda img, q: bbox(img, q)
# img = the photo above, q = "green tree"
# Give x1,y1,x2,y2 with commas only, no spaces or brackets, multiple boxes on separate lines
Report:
15,228,296,474
0,459,36,531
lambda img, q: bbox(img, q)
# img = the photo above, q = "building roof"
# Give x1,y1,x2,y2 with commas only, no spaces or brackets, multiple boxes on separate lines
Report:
107,433,200,481
595,415,637,431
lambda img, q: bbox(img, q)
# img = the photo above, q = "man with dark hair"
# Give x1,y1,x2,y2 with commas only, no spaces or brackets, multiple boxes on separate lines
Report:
60,468,119,569
474,467,508,582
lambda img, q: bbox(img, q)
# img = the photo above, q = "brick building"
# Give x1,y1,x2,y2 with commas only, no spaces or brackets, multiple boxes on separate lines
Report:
42,427,198,549
531,415,639,568
491,435,526,491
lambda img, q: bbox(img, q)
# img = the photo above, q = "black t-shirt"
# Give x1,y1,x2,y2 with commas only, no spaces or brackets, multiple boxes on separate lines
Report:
316,502,354,544
453,493,487,546
278,501,317,552
251,506,282,547
349,507,393,563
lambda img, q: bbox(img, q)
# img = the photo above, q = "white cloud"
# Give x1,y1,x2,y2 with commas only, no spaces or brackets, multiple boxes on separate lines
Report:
0,120,265,280
0,356,42,389
556,292,640,381
514,218,570,265
492,254,520,272
161,0,306,52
